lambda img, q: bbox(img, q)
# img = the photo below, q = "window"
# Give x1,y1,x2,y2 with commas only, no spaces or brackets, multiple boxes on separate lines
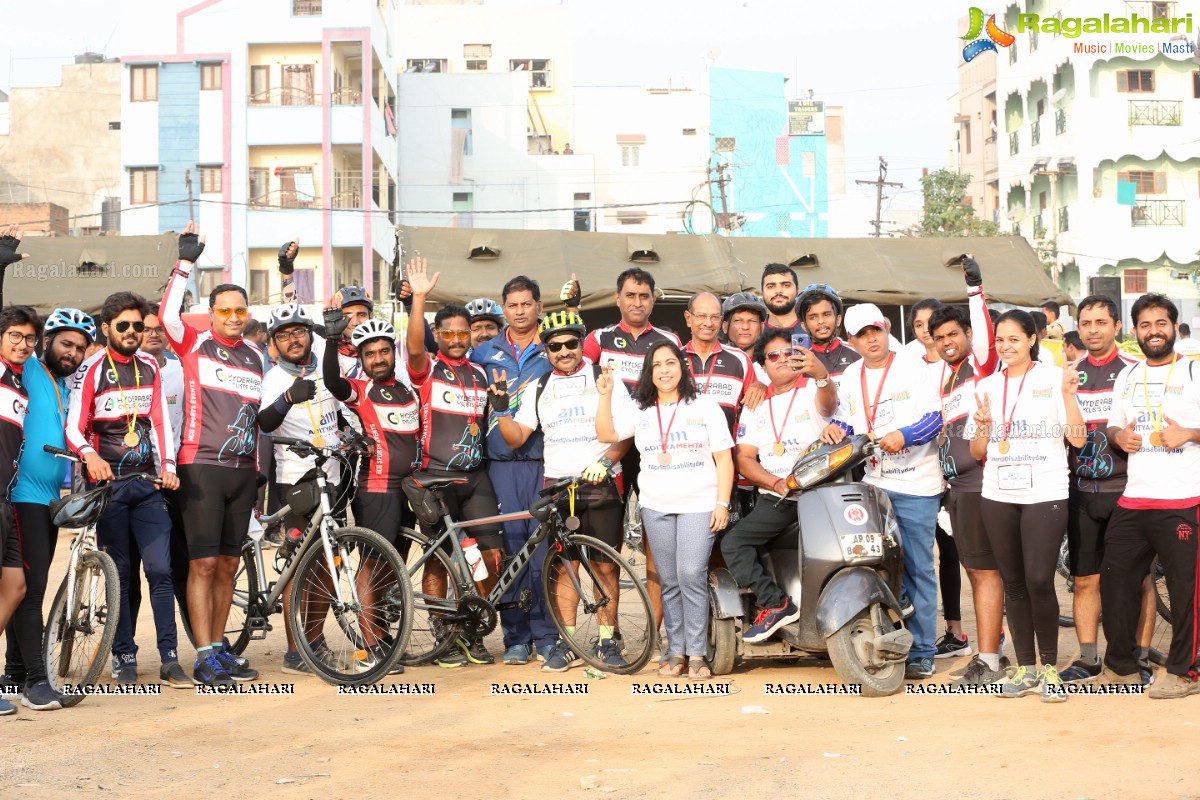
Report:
129,168,158,204
465,60,488,71
464,44,492,58
963,121,971,154
682,128,697,136
281,64,314,105
199,167,222,194
293,0,321,15
1036,98,1045,118
510,59,552,90
1118,170,1166,194
1152,2,1173,18
200,63,221,91
621,145,640,167
250,65,270,104
130,65,158,102
451,108,472,156
1124,269,1148,294
248,168,269,204
249,269,269,305
1117,70,1155,93
405,59,446,73
453,192,473,228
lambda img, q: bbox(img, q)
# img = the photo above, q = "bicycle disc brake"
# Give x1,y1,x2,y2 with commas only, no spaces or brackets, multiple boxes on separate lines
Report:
457,596,497,637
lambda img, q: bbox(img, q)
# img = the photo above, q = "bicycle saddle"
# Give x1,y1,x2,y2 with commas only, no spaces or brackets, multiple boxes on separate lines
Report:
407,475,469,491
51,486,112,529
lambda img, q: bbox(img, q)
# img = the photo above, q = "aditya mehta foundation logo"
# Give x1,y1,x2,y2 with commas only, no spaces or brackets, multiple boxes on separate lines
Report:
961,7,1015,62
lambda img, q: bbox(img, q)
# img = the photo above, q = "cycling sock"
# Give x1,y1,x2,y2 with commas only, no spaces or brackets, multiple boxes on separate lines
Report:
196,646,213,660
211,643,224,654
599,625,614,641
1079,643,1098,664
980,653,1000,671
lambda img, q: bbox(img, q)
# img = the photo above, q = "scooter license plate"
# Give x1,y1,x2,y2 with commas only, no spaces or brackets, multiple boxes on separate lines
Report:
839,532,882,561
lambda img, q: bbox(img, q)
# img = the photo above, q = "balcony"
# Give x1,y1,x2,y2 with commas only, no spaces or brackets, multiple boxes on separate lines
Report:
1128,100,1182,126
1058,206,1069,233
1033,213,1045,239
293,0,321,15
332,87,362,105
1131,199,1185,226
331,169,363,209
1031,119,1042,146
1055,108,1066,135
1009,131,1019,155
248,86,317,107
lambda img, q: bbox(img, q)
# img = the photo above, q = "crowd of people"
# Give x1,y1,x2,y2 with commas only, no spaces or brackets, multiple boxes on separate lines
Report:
0,220,1198,715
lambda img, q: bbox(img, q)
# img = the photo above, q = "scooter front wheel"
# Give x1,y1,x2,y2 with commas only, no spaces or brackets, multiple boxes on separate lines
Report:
826,603,907,697
707,616,736,676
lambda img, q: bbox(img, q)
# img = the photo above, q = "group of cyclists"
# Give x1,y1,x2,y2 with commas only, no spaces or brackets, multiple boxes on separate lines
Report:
0,218,1198,713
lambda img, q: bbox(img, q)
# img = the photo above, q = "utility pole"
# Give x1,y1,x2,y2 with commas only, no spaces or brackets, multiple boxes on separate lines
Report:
185,169,194,222
712,161,732,234
856,156,902,237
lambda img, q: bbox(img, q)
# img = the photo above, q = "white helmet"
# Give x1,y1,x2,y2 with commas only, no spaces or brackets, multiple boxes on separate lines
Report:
267,303,315,335
350,318,396,349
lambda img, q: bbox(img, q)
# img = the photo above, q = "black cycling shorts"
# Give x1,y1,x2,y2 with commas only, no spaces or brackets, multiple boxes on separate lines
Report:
352,490,416,547
417,469,503,551
177,464,257,559
946,490,995,571
0,502,19,569
545,480,624,549
1068,489,1120,578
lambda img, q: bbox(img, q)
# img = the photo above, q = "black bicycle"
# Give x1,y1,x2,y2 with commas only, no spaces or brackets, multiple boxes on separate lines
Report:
397,475,656,674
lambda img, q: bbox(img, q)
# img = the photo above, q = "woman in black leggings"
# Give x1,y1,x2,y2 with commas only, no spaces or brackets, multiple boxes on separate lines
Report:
970,310,1085,701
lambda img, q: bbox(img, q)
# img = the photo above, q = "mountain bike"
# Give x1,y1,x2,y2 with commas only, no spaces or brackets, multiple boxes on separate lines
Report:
397,474,656,674
40,445,141,705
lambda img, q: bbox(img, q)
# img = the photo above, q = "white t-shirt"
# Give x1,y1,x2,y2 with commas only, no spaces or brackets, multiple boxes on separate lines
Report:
1108,356,1200,508
261,363,344,486
513,365,629,480
736,380,832,497
837,351,943,497
975,363,1073,504
612,393,734,514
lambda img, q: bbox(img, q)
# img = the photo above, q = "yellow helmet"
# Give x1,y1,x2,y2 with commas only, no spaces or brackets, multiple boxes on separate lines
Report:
538,310,586,342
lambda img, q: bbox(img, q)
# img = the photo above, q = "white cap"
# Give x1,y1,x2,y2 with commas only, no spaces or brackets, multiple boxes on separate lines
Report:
843,303,889,337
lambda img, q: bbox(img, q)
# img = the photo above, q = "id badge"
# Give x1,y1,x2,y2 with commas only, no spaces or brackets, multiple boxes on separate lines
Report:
997,464,1033,492
554,375,586,398
873,399,895,428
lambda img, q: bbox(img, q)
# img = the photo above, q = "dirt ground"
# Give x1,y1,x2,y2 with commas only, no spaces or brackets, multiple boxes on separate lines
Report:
3,533,1198,800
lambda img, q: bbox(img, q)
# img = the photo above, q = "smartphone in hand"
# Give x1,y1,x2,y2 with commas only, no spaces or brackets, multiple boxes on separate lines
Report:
791,332,811,352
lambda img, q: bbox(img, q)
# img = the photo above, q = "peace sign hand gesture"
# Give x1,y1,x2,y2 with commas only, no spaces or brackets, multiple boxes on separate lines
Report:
487,369,510,413
596,363,615,396
973,392,993,434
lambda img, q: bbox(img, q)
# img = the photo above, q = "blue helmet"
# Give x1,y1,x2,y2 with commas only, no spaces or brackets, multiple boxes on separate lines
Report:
44,308,97,343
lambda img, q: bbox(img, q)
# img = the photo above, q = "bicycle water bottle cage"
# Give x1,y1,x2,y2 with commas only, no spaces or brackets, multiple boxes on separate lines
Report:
402,473,464,525
51,486,112,528
283,469,322,518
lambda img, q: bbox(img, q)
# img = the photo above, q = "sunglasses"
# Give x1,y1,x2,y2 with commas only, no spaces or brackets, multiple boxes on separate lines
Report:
113,320,145,334
274,328,310,344
545,338,581,353
214,307,250,319
4,331,37,347
764,348,794,363
438,329,471,341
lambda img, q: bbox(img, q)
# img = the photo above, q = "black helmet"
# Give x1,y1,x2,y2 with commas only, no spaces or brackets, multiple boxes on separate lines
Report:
796,283,843,319
339,286,374,313
721,292,768,321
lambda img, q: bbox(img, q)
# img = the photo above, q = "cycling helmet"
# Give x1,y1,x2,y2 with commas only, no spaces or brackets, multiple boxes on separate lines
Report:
44,308,97,343
267,303,315,335
796,283,844,319
350,318,396,349
720,292,768,321
339,285,374,313
465,297,505,325
538,310,586,343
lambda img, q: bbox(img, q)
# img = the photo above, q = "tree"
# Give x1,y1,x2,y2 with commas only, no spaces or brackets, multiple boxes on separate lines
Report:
916,169,1000,237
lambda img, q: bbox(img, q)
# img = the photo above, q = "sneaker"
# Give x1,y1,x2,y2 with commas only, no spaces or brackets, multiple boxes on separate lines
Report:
593,637,629,670
435,648,469,669
898,592,915,619
951,655,1007,686
0,674,23,697
933,629,972,659
1040,665,1067,703
356,644,405,675
20,680,64,711
904,657,935,679
1059,658,1102,684
159,662,192,689
743,598,801,644
997,665,1041,698
611,630,626,655
536,643,555,663
111,654,138,683
503,644,532,665
542,639,582,673
1100,666,1142,685
193,654,235,687
0,697,15,716
213,650,258,682
457,636,495,665
1148,672,1200,700
282,651,312,675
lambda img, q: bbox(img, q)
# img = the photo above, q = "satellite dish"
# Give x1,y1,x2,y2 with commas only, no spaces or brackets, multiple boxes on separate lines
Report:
1051,88,1068,106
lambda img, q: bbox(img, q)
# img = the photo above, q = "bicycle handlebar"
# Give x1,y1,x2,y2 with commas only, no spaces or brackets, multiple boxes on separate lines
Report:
43,444,161,485
44,444,76,460
271,432,370,458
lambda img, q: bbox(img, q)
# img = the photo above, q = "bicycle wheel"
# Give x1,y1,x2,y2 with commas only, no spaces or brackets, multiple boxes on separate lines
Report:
225,547,261,655
288,526,413,685
1055,534,1075,628
543,534,655,675
395,528,462,666
43,550,120,706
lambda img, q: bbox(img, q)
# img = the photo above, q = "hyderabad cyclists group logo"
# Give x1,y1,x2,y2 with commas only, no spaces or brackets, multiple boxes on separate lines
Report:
962,7,1015,62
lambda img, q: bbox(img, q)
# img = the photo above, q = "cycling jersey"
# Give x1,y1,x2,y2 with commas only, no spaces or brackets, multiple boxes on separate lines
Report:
0,358,29,498
260,363,344,486
162,264,266,469
342,376,420,492
408,353,488,472
810,338,861,392
582,321,680,392
66,348,174,478
1069,348,1139,493
470,329,550,461
12,358,70,505
512,364,629,480
736,380,831,497
685,341,753,436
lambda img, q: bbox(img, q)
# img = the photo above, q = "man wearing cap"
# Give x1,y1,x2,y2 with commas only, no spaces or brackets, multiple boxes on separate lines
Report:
797,284,861,392
465,298,505,349
838,303,944,679
722,292,768,379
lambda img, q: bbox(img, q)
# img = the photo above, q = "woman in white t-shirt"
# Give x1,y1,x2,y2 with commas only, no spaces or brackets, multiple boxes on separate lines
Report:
596,340,734,680
970,309,1086,700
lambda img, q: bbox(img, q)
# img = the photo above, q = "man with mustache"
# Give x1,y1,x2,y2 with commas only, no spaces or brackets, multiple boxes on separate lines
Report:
761,263,800,330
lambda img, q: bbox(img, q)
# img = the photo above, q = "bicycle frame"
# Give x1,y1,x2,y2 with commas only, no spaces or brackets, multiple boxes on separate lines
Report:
61,523,101,633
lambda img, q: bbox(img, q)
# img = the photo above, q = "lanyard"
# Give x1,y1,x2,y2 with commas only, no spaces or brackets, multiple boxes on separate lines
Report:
1142,356,1179,438
859,352,895,433
655,400,681,456
939,358,969,424
106,349,142,440
768,383,802,448
1000,364,1033,442
38,360,65,422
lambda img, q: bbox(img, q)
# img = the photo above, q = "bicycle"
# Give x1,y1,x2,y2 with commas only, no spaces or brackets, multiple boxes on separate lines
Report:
40,445,145,705
204,432,414,685
398,474,656,674
1055,533,1076,628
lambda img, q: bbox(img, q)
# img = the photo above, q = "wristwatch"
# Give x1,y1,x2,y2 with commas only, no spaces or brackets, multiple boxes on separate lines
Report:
716,500,731,509
814,377,830,388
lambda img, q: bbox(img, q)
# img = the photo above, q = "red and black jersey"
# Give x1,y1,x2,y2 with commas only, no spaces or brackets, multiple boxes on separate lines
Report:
1069,348,1140,493
582,321,681,393
810,338,861,384
408,353,488,472
685,341,753,437
344,376,421,492
66,348,174,478
0,359,28,498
